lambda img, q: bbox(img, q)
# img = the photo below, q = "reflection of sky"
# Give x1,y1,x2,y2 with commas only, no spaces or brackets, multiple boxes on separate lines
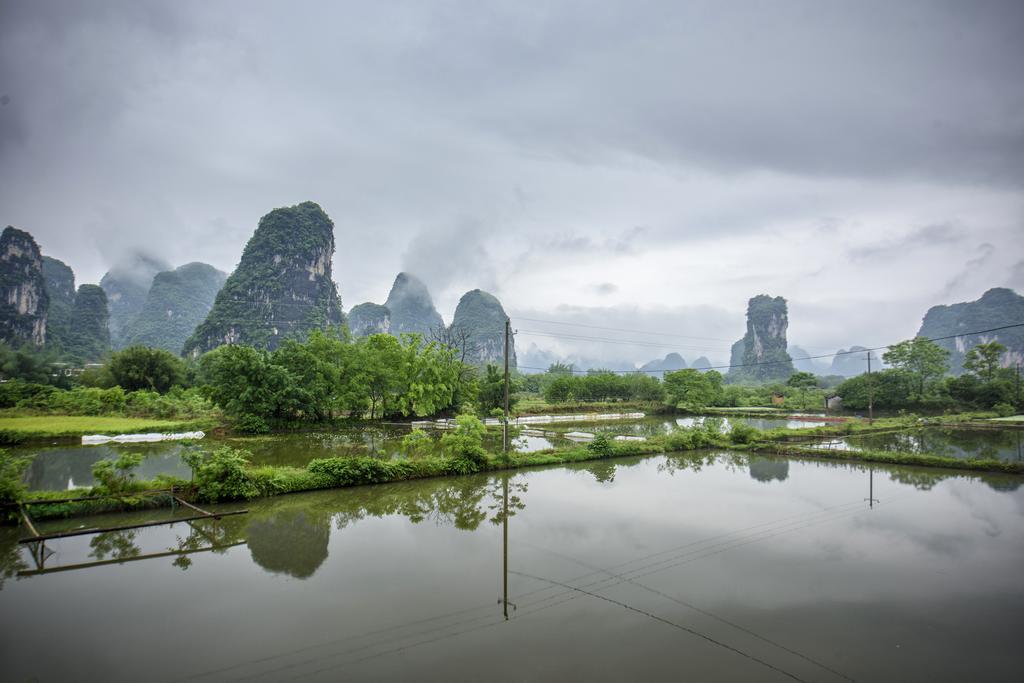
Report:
3,453,1023,682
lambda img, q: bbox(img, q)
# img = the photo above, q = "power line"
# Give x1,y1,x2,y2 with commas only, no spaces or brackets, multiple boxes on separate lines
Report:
517,329,731,353
512,316,736,343
514,322,1024,374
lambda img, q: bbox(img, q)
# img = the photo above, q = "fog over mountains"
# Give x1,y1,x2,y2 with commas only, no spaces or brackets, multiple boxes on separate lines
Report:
1,2,1021,364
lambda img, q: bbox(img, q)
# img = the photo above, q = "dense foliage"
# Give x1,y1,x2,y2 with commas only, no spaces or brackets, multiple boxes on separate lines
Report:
42,256,76,352
543,370,664,403
184,202,344,355
106,346,188,393
67,284,111,362
197,330,469,428
837,338,1018,411
448,289,514,366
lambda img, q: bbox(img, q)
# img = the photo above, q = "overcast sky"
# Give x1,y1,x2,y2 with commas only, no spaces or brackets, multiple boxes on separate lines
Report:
1,0,1022,366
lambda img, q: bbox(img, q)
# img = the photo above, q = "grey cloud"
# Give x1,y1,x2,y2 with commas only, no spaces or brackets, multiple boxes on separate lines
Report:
0,0,1021,360
849,223,968,261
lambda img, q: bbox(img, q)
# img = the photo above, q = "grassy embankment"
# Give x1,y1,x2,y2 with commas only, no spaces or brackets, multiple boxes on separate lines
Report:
9,414,1023,524
0,415,219,444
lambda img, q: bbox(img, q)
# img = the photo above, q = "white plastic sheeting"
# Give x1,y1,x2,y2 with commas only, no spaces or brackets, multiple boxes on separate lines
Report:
82,431,205,446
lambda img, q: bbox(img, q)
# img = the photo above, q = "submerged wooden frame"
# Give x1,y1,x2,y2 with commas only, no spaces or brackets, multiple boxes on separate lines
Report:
13,488,248,576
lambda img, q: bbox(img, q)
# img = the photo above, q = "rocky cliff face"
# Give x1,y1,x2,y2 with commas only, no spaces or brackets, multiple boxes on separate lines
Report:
916,287,1024,373
348,302,391,338
124,262,227,354
449,289,515,366
729,295,794,382
42,256,75,351
184,201,344,356
100,252,171,349
0,226,49,346
68,284,110,361
383,272,444,339
639,352,687,374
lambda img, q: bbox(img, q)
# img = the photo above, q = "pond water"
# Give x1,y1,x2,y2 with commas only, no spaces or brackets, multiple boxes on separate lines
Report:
15,426,564,492
2,452,1023,681
818,428,1024,463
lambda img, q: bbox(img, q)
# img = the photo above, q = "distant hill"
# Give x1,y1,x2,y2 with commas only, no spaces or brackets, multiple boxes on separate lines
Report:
728,295,794,382
42,256,75,352
184,201,345,355
0,226,49,347
348,302,391,338
830,346,874,377
449,289,515,366
383,272,444,339
123,262,226,354
639,352,687,374
691,356,713,372
916,287,1024,373
100,252,171,350
67,284,110,361
788,345,829,375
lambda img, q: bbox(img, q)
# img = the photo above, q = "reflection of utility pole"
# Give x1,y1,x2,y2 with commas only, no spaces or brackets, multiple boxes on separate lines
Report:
503,474,509,619
866,352,874,423
504,317,511,455
865,468,879,509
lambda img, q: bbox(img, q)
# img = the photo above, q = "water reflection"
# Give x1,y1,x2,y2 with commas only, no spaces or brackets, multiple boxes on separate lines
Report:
247,509,331,579
2,452,1024,683
748,457,790,483
842,427,1024,463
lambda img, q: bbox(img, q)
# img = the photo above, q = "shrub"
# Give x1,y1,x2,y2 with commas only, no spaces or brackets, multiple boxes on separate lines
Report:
587,432,615,457
235,414,271,434
0,449,33,508
440,415,488,468
91,452,144,494
994,403,1016,418
190,447,260,502
728,423,759,445
401,428,432,454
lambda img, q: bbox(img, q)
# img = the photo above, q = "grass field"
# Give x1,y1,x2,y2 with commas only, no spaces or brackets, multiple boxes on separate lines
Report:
0,415,209,441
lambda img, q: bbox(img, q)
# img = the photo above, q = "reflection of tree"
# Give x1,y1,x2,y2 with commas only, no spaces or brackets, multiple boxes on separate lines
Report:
583,460,617,483
488,477,527,525
886,467,950,491
89,529,142,561
748,457,789,483
246,509,331,579
0,530,28,590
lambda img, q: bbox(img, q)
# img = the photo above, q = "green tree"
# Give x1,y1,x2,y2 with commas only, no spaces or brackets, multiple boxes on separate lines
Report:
107,346,187,393
477,363,519,415
963,341,1007,383
883,337,950,399
197,344,295,424
663,369,723,411
786,371,817,389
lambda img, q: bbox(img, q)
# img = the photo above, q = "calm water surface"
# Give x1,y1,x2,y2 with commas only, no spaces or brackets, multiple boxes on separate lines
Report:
3,451,1023,681
822,428,1024,463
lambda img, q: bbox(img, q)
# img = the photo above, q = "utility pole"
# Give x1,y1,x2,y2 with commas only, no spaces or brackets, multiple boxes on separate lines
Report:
503,317,511,455
866,351,874,423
